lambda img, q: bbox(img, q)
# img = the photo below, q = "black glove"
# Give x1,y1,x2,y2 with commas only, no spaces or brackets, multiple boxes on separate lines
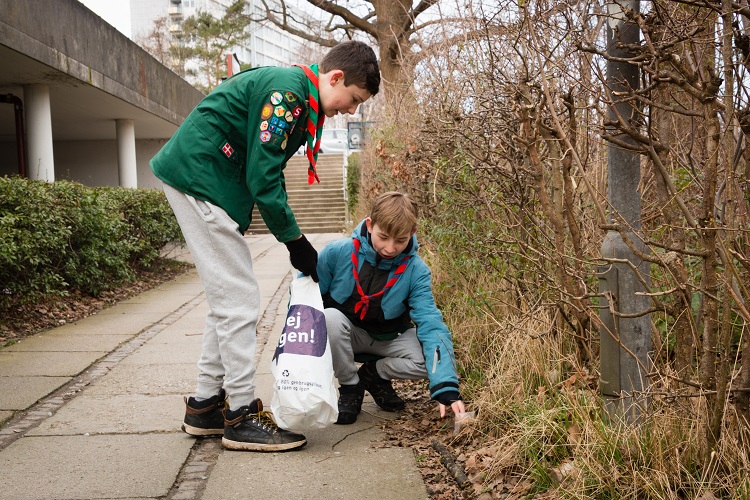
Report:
284,235,319,282
435,391,462,406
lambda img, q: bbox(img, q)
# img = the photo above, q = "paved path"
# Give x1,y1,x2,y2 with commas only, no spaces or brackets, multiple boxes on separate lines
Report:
0,234,428,500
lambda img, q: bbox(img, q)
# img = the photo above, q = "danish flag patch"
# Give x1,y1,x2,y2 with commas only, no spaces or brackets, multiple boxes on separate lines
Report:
222,142,234,157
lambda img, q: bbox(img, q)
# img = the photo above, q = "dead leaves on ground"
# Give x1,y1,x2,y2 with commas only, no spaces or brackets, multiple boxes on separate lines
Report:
375,379,534,499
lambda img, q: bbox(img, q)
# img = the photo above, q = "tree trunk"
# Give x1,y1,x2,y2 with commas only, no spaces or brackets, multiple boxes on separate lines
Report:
371,0,416,106
701,87,722,453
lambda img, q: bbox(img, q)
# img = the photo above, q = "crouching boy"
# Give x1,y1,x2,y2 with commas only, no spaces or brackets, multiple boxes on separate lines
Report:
315,191,465,424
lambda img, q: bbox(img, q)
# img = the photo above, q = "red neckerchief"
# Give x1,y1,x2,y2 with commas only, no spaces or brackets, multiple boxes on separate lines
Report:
351,238,411,320
293,64,325,184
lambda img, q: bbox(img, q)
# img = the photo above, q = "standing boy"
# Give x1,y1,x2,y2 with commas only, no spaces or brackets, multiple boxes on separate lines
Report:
316,192,465,424
151,41,380,451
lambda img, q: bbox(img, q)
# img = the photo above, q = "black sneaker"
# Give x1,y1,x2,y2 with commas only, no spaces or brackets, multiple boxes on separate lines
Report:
335,382,364,425
222,399,307,452
358,361,405,412
182,389,226,437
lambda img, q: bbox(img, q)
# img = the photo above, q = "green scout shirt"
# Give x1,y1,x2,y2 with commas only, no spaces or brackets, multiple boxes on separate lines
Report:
151,66,310,241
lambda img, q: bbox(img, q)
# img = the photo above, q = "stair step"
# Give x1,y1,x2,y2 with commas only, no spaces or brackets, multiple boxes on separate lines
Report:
284,203,346,211
287,179,345,186
249,212,345,223
247,151,347,234
294,208,345,219
248,225,348,234
287,190,345,198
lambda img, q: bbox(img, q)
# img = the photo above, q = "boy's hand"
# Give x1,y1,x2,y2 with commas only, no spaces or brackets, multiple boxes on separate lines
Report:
435,391,465,418
439,400,466,418
284,235,319,282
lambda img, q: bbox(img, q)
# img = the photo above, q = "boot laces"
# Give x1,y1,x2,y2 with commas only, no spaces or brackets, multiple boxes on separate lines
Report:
250,409,280,433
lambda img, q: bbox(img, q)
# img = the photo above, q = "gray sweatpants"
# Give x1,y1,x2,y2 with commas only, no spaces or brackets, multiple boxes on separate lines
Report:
325,308,428,385
163,183,259,410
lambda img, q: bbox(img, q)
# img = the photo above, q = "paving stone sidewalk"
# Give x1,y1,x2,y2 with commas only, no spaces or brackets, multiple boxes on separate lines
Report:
0,233,428,500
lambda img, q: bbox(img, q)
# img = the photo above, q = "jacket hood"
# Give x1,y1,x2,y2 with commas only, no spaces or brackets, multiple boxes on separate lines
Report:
351,219,418,266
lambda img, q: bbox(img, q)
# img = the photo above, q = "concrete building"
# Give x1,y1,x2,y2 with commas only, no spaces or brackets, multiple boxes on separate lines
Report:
130,0,305,72
0,0,204,189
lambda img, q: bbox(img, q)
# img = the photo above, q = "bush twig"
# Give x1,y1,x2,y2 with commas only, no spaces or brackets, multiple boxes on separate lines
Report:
431,439,470,489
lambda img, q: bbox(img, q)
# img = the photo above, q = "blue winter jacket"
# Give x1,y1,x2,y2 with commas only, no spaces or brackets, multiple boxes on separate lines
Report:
316,221,460,401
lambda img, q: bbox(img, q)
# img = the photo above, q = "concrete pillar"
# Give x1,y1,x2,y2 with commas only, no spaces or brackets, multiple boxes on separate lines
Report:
599,0,651,424
116,119,137,188
24,84,55,182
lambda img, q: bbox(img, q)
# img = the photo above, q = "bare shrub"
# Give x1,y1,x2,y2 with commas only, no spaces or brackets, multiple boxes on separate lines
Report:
355,0,750,495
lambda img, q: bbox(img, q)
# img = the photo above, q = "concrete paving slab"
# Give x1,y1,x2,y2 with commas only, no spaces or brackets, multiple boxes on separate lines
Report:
84,363,197,396
0,434,192,499
0,351,106,376
118,309,206,365
0,411,12,425
114,287,200,307
127,314,205,338
161,243,193,262
203,423,427,500
95,301,186,316
3,332,132,352
28,394,184,436
0,375,71,410
123,336,203,365
52,313,157,336
164,267,201,281
147,280,202,297
242,234,280,254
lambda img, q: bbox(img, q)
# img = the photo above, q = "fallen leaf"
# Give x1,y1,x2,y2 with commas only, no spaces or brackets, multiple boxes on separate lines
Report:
568,422,581,445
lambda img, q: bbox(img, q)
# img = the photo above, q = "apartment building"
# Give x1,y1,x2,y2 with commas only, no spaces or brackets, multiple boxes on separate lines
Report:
129,0,305,70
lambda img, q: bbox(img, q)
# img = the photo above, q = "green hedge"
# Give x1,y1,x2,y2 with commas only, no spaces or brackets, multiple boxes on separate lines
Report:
0,177,184,307
346,152,360,215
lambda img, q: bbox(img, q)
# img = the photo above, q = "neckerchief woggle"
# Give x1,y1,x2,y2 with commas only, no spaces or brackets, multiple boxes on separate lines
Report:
293,64,325,184
351,238,411,320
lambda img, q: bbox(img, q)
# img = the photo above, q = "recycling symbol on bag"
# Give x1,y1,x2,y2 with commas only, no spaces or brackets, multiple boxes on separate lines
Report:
282,369,289,377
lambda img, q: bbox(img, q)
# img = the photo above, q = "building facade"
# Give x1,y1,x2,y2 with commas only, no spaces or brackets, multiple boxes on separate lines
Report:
129,0,305,73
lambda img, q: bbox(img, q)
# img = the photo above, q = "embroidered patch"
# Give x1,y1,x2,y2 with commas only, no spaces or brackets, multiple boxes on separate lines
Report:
260,98,300,149
269,131,287,147
261,103,273,120
222,142,234,157
270,92,283,105
271,117,289,131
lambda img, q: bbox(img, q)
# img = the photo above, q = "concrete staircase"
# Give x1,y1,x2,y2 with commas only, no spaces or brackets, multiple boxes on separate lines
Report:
247,153,348,235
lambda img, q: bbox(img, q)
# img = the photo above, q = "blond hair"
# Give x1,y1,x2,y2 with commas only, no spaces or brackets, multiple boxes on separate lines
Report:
369,191,418,236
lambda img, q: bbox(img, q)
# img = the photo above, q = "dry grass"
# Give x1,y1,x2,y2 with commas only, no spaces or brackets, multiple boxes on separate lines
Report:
419,254,750,499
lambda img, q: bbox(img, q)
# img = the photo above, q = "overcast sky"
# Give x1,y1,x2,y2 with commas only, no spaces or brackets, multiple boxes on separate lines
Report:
78,0,132,38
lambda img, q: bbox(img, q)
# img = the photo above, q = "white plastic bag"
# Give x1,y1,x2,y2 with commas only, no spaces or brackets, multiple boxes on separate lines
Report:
270,276,338,430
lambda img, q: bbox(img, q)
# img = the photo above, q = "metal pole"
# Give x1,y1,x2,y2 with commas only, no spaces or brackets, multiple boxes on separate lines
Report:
599,0,651,424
